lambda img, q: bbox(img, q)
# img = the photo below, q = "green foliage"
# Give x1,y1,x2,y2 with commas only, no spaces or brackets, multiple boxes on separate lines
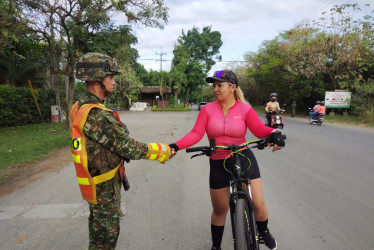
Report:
17,0,169,127
349,79,374,115
0,85,55,127
152,103,190,111
171,26,223,104
242,3,374,118
201,85,214,102
0,0,30,55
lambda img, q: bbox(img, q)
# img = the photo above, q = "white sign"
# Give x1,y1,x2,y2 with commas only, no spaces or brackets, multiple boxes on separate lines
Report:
325,91,351,108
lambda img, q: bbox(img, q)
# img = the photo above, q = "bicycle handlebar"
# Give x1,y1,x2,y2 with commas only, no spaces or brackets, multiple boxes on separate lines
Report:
186,135,286,159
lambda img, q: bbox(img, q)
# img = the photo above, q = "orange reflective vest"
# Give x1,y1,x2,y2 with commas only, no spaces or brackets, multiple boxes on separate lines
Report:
70,102,124,204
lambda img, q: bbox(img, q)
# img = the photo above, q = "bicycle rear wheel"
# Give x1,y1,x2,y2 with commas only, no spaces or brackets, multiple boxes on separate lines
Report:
233,198,258,250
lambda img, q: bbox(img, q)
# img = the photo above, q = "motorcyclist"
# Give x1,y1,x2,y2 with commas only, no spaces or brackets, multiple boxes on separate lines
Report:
317,101,326,116
311,101,321,120
265,93,281,126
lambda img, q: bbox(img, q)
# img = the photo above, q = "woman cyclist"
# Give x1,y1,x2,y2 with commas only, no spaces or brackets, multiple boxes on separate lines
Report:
169,70,285,250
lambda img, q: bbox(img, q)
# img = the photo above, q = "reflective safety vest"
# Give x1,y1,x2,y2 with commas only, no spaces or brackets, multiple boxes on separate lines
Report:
70,101,124,204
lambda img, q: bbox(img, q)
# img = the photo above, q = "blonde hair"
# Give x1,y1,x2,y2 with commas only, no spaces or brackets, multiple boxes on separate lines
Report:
230,84,248,104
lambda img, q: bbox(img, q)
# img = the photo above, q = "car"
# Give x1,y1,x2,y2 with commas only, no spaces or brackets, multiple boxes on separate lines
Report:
198,102,207,111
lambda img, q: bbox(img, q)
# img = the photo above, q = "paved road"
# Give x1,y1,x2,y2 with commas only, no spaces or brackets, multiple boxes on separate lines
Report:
0,106,373,250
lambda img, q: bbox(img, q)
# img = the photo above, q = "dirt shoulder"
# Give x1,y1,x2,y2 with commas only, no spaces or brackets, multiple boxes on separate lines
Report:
0,147,71,198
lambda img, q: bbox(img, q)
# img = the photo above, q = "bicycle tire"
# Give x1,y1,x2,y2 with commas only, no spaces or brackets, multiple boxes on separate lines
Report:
234,198,258,250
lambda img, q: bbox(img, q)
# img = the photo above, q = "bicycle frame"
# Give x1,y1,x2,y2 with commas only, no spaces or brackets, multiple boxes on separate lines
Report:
226,149,259,250
186,137,285,250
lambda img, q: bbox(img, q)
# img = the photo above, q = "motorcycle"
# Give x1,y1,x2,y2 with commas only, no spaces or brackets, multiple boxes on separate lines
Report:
308,108,324,125
265,109,285,130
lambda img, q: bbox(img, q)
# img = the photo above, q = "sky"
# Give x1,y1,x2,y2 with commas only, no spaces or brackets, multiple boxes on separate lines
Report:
129,0,368,75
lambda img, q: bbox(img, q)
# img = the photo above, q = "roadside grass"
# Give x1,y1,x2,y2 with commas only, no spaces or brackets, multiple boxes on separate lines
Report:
322,112,374,127
152,103,191,111
0,122,70,181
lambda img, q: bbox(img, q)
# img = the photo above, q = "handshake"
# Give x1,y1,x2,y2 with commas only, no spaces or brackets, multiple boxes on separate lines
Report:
144,143,178,164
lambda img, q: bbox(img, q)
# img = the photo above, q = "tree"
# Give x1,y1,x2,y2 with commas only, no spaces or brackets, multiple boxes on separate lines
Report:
114,64,143,110
84,24,141,110
0,1,49,87
171,26,222,105
169,66,187,107
20,0,168,127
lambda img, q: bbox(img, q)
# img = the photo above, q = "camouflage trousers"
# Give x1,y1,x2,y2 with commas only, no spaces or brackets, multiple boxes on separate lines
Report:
88,174,122,250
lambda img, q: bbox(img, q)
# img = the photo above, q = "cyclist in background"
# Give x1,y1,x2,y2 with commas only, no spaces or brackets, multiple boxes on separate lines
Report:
169,70,285,250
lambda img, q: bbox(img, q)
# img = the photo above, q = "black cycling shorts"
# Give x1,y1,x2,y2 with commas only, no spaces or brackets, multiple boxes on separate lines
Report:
209,148,261,189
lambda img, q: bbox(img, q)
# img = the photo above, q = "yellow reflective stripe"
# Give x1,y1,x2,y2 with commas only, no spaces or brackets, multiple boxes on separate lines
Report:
150,143,161,160
77,177,90,185
72,154,81,164
148,153,158,160
92,164,120,185
157,155,166,162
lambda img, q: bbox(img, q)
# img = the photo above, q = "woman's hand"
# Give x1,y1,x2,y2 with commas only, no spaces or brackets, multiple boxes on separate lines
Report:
268,132,285,152
169,148,177,160
168,143,179,160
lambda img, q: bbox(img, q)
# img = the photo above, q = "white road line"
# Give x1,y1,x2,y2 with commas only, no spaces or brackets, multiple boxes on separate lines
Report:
0,204,89,220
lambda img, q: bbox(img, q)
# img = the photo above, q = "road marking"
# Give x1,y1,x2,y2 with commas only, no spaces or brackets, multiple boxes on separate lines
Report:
0,203,89,220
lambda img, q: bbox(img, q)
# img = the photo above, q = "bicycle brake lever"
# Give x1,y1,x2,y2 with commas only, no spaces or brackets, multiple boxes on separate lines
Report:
191,152,205,159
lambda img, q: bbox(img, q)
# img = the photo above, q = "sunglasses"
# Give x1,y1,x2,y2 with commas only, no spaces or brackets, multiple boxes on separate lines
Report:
214,71,236,85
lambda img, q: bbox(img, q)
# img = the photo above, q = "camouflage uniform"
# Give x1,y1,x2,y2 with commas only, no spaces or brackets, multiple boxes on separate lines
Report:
78,92,148,250
74,52,170,249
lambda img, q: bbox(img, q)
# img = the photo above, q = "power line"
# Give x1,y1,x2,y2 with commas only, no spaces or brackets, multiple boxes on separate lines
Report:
302,0,340,21
137,58,247,63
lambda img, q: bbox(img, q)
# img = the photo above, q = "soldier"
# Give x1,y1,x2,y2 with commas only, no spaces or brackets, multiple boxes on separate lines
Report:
291,100,296,117
71,52,172,249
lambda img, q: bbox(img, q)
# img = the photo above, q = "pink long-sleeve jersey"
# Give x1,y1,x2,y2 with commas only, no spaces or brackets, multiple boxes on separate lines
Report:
175,100,275,160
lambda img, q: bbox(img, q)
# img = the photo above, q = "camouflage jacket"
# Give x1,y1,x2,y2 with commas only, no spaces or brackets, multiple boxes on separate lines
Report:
78,92,148,177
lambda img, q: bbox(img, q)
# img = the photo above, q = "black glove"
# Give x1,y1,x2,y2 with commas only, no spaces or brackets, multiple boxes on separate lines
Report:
169,143,179,152
269,132,285,147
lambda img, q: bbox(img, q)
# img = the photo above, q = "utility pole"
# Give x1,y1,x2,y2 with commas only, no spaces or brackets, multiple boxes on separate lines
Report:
156,46,166,108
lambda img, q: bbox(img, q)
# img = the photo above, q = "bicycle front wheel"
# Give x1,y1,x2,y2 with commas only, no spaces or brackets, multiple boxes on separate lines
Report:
234,198,258,250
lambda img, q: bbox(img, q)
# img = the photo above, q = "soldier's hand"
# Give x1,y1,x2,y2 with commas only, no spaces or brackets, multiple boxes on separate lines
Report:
145,143,171,164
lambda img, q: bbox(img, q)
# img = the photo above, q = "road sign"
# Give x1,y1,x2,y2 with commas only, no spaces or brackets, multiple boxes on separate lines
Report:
325,91,351,108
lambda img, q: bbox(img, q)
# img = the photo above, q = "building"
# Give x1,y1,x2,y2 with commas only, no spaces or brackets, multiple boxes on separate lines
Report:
140,86,171,107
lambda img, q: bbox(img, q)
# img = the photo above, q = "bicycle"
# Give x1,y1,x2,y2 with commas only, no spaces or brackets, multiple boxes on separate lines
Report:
186,136,285,250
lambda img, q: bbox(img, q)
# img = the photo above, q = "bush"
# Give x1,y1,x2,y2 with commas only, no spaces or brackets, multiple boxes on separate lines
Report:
0,85,55,127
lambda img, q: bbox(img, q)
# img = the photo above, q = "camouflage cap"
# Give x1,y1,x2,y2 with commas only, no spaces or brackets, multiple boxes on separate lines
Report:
76,52,121,82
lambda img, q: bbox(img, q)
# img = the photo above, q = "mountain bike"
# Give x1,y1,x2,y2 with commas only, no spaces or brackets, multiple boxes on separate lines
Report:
186,136,285,250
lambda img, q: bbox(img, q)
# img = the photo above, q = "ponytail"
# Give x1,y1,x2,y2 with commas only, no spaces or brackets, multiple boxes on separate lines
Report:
234,86,248,104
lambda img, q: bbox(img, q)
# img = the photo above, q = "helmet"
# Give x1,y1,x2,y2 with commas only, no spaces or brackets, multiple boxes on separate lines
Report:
76,52,120,82
270,92,277,101
316,101,321,105
321,101,325,105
